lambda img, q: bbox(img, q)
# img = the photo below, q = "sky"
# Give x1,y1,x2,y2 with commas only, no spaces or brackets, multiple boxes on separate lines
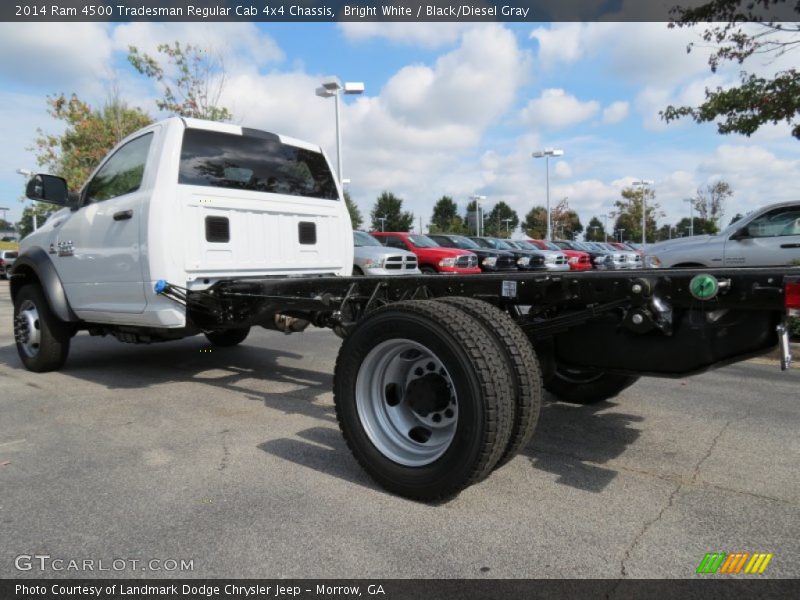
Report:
0,20,798,236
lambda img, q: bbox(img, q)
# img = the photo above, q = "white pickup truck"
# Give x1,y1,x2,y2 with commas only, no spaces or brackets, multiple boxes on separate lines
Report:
13,117,353,371
11,117,798,501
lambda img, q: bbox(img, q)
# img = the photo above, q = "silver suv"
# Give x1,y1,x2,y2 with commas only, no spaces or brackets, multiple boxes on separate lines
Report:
353,231,420,276
646,201,800,268
0,250,17,279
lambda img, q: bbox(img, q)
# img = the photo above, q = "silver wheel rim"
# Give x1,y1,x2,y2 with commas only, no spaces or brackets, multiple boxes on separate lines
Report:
355,339,458,467
14,299,41,358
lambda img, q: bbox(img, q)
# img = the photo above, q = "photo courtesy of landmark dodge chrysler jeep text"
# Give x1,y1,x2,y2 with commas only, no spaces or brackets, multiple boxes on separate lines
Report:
10,117,800,501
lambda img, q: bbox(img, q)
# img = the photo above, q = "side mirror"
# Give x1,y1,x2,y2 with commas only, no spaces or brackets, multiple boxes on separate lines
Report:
730,226,750,241
25,174,70,206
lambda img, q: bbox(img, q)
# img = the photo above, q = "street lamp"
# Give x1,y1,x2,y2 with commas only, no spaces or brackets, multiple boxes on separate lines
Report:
16,167,37,231
470,194,486,236
683,198,694,236
502,218,513,235
604,212,615,243
632,179,654,248
532,148,564,241
316,77,364,186
377,216,387,232
617,228,625,242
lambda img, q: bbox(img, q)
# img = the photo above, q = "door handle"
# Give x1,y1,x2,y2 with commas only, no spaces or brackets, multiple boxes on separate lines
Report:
780,243,800,248
113,210,133,221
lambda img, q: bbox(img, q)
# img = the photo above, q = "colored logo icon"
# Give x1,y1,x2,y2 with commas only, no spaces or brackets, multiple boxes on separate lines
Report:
697,552,773,574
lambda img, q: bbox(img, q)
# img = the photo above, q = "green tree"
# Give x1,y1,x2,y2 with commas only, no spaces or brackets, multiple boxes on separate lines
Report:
485,201,520,238
16,205,61,239
614,186,663,243
344,191,363,229
585,216,606,241
550,198,583,240
662,1,800,139
429,196,464,233
693,181,732,230
129,42,232,121
370,191,414,232
729,212,744,225
33,92,152,191
675,217,718,237
522,206,548,239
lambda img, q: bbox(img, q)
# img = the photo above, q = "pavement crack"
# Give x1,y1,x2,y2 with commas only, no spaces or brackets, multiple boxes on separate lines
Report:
617,420,731,580
218,428,230,472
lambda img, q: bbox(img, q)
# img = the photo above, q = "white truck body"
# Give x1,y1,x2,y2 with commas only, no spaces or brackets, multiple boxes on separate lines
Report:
20,117,354,328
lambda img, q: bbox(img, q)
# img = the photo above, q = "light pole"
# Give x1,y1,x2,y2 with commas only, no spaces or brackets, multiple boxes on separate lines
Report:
632,179,654,248
683,198,694,236
589,225,599,241
470,194,486,236
377,216,387,232
604,212,615,243
16,168,37,231
532,148,564,241
502,218,513,235
316,77,364,186
617,228,625,242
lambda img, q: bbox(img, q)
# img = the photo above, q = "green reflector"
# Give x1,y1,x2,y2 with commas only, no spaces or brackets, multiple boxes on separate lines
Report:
690,274,719,300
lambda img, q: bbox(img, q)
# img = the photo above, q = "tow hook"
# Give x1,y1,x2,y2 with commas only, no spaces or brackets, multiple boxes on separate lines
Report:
777,322,792,371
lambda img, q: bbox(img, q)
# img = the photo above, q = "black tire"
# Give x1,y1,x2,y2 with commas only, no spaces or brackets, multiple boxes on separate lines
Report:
204,327,250,347
13,284,71,372
352,265,364,276
333,300,514,501
436,297,542,468
545,366,639,405
420,265,437,275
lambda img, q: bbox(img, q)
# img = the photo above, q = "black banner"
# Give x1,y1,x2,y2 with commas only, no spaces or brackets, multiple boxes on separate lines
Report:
3,579,800,600
2,0,798,23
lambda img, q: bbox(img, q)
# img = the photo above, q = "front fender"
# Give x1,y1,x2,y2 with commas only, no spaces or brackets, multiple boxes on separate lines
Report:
10,247,79,322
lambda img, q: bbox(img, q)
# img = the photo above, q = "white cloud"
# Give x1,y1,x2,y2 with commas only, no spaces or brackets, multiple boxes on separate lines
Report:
602,101,629,124
520,89,600,130
0,23,114,87
338,23,470,49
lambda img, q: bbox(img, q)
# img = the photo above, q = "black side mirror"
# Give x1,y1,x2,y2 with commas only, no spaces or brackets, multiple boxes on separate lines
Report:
25,174,70,206
730,226,750,241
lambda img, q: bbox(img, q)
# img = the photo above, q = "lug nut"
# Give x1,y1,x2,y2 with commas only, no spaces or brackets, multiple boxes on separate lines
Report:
632,313,644,325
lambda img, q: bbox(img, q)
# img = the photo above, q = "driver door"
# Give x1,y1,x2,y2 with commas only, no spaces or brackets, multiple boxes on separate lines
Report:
723,205,800,266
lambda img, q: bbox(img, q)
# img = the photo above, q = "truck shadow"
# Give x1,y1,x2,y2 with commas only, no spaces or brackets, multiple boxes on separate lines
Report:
522,396,644,493
0,333,338,425
257,426,381,494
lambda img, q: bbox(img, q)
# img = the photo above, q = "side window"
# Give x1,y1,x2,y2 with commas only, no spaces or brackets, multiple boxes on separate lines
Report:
385,236,406,249
85,133,153,204
746,208,800,238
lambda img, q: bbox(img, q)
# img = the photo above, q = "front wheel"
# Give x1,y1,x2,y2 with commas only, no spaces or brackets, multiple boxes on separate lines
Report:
204,327,250,347
334,300,514,501
544,365,639,405
420,265,437,275
13,284,71,372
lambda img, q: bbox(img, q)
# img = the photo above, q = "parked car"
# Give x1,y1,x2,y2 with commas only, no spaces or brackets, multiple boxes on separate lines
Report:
428,234,518,272
468,237,547,270
352,230,420,276
597,242,641,269
646,201,800,268
0,250,18,279
555,240,616,270
525,239,592,271
371,231,481,274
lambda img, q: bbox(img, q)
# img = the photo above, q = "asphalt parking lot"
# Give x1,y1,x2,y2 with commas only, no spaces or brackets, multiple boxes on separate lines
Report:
0,280,798,579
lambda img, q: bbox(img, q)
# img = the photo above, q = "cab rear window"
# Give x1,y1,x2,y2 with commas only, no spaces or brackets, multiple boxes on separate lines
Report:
179,128,338,200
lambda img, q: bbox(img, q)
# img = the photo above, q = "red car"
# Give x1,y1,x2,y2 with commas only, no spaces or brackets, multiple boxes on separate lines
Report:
526,239,593,271
371,232,481,274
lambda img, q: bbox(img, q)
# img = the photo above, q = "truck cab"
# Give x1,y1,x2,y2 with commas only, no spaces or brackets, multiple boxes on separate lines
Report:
14,118,353,331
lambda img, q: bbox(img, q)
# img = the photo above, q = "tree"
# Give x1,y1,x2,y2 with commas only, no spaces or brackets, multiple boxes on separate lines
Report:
33,91,152,191
550,198,583,240
344,191,363,229
16,204,62,239
661,1,800,139
674,216,718,237
429,196,466,233
729,212,744,225
694,180,733,229
613,186,663,243
370,191,414,232
128,42,232,121
585,216,606,241
485,201,520,238
522,206,548,239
